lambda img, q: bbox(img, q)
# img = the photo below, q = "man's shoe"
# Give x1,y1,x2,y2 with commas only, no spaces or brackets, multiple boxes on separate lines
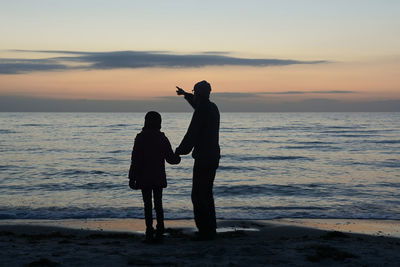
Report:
154,231,164,243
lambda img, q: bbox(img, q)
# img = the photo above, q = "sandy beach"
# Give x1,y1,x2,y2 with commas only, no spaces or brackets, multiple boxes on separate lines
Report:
1,219,399,266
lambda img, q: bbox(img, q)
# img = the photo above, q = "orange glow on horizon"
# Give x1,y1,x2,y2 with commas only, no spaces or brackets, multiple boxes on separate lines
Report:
0,60,399,101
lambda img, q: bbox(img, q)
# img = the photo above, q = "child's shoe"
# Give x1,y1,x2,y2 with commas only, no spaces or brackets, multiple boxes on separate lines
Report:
142,228,154,244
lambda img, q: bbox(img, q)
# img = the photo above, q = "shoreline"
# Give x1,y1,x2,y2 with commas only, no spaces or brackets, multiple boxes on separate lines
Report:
1,218,400,266
1,218,399,237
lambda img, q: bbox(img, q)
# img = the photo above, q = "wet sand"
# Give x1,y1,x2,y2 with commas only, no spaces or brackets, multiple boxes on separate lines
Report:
1,219,399,266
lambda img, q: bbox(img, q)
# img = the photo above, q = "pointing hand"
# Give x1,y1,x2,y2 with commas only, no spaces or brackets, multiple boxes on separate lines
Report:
176,86,185,96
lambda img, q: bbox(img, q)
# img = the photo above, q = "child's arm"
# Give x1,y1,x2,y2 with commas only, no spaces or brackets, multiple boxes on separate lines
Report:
129,135,144,181
164,136,181,165
128,144,138,190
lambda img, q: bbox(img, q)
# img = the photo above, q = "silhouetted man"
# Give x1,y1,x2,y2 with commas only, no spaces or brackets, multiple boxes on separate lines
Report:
175,80,220,240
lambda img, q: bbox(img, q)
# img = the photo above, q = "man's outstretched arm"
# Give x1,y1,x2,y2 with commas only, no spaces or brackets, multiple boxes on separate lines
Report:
176,86,195,109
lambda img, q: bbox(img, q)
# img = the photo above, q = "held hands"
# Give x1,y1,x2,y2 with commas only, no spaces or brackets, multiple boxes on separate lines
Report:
175,153,181,164
176,86,185,96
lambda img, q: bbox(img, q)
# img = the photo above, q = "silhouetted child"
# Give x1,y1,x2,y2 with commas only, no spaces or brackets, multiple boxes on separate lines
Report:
129,111,180,243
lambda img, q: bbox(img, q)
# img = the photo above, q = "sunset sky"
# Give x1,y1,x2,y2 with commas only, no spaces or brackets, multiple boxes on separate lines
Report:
0,0,399,111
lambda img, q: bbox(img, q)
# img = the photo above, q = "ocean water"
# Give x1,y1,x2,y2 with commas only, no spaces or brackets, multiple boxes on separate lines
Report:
0,112,399,220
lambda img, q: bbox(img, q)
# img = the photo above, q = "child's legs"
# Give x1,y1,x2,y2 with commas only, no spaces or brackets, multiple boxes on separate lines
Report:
153,187,164,232
141,189,153,232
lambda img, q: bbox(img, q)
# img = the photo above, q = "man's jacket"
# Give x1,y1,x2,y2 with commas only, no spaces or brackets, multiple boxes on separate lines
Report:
176,93,220,165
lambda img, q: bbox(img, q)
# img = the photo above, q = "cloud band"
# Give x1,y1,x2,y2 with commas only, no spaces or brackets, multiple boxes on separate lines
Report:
0,50,327,74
